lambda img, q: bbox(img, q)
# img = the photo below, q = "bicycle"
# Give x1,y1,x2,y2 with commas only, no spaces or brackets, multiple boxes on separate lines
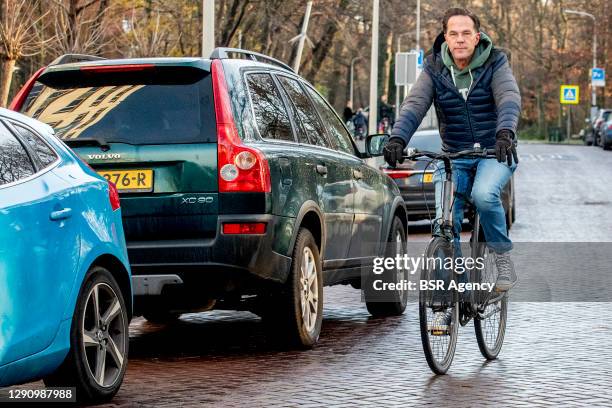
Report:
404,144,509,375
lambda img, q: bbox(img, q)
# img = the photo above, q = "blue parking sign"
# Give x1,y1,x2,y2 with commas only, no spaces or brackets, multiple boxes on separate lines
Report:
592,68,605,87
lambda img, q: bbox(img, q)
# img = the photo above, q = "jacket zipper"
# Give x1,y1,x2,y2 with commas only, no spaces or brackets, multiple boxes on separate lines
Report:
465,100,475,143
439,72,476,143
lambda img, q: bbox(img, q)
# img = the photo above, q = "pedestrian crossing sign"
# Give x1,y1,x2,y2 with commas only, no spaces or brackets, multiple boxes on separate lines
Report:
560,85,579,105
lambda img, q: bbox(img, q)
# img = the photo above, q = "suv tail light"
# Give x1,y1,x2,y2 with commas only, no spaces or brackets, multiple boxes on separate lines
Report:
211,59,271,193
9,67,46,111
108,181,121,211
607,124,612,130
222,222,267,235
80,64,154,73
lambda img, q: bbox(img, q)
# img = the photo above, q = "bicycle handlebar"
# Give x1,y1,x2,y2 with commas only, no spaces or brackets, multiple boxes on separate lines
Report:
402,147,497,161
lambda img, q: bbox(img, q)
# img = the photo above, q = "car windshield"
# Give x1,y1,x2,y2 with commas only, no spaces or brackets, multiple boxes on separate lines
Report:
408,131,442,153
21,72,215,144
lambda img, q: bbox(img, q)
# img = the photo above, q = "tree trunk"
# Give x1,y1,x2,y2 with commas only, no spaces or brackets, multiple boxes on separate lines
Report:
381,30,393,98
304,0,349,82
0,58,16,108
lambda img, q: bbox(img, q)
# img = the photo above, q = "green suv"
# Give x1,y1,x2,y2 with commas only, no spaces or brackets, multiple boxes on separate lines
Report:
13,50,408,348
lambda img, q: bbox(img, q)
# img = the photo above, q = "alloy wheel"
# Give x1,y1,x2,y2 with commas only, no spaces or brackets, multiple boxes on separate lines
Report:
82,282,127,388
299,246,319,333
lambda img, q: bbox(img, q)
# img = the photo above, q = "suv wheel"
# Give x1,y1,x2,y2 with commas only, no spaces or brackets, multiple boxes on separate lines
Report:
266,228,323,349
44,266,129,403
365,216,409,317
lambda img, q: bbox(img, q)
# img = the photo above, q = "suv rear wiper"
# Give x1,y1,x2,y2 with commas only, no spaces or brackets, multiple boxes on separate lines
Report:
63,137,111,151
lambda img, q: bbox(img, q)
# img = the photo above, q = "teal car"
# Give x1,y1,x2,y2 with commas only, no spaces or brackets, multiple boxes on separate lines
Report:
0,108,131,402
12,49,407,348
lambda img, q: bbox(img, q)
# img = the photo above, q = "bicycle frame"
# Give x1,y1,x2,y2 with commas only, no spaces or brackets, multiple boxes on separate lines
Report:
406,145,504,320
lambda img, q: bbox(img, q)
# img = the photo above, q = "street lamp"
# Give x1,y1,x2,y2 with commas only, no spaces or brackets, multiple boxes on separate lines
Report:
563,9,597,112
368,0,380,136
350,56,364,105
202,0,215,57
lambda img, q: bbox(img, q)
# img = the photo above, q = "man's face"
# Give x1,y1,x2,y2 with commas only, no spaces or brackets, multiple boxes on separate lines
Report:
444,15,480,63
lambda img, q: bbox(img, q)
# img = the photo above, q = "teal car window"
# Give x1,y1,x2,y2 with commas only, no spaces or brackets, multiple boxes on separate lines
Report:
304,85,355,155
0,124,36,186
246,73,294,142
13,125,58,168
277,76,331,149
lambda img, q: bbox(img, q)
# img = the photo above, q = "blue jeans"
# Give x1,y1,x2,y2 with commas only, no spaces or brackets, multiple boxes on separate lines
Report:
432,157,516,254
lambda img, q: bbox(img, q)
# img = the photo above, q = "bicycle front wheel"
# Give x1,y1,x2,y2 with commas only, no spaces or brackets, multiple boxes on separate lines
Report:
419,237,458,375
472,240,508,360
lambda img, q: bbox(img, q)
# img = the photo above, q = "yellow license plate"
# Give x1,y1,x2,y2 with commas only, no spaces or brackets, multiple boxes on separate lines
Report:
423,173,433,183
98,169,153,192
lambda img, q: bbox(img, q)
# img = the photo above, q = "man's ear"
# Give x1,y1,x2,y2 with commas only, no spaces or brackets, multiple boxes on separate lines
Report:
475,32,481,43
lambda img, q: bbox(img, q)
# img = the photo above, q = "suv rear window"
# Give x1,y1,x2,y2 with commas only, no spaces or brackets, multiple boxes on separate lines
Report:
21,69,216,145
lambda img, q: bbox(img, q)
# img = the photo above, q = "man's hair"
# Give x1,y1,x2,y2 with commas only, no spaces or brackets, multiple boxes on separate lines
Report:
442,7,480,33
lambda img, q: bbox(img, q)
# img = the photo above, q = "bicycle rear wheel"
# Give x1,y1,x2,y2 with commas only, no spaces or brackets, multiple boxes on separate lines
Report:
472,236,508,360
419,237,458,375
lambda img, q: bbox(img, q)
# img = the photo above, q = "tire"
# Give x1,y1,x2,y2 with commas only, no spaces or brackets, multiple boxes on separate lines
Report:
142,311,181,324
365,216,409,317
419,237,458,375
268,228,323,349
471,233,508,360
44,266,129,403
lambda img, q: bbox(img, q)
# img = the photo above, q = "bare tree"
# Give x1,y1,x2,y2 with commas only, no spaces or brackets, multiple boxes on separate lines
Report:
0,0,49,107
49,0,110,55
120,7,175,57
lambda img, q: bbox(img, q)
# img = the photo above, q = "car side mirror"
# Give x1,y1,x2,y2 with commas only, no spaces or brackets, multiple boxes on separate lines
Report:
365,133,389,157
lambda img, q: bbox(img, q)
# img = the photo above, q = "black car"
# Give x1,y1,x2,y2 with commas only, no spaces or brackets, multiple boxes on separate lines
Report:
382,129,515,229
592,109,612,146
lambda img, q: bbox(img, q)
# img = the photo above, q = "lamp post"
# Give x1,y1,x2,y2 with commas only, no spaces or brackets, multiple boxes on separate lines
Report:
202,0,215,57
291,0,313,73
368,0,380,136
350,56,364,105
563,9,597,112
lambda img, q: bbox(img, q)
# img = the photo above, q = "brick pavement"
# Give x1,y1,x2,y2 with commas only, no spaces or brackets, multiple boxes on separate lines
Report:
92,284,610,407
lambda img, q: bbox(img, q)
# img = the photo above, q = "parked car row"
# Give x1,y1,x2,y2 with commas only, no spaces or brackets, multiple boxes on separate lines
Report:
1,50,408,402
584,108,611,148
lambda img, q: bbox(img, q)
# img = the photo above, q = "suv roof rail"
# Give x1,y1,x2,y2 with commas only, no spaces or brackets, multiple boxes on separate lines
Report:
210,48,294,73
50,54,106,66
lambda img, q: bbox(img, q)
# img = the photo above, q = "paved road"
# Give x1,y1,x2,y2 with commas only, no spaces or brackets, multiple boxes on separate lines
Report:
12,143,612,407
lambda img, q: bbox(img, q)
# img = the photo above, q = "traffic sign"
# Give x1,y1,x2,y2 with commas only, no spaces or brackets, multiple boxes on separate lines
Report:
411,49,424,68
592,68,605,87
395,52,418,85
560,85,579,105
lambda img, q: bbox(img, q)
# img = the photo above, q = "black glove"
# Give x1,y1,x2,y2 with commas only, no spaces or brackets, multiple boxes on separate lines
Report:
383,138,406,167
495,130,519,166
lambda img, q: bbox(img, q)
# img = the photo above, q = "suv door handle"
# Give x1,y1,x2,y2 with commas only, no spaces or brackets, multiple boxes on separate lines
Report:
353,169,363,180
316,164,328,175
50,208,73,221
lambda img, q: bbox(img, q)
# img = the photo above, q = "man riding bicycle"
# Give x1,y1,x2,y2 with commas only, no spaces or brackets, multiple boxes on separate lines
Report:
384,7,521,299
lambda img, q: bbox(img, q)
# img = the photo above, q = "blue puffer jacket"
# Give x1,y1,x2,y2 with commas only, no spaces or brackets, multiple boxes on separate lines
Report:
390,32,521,152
